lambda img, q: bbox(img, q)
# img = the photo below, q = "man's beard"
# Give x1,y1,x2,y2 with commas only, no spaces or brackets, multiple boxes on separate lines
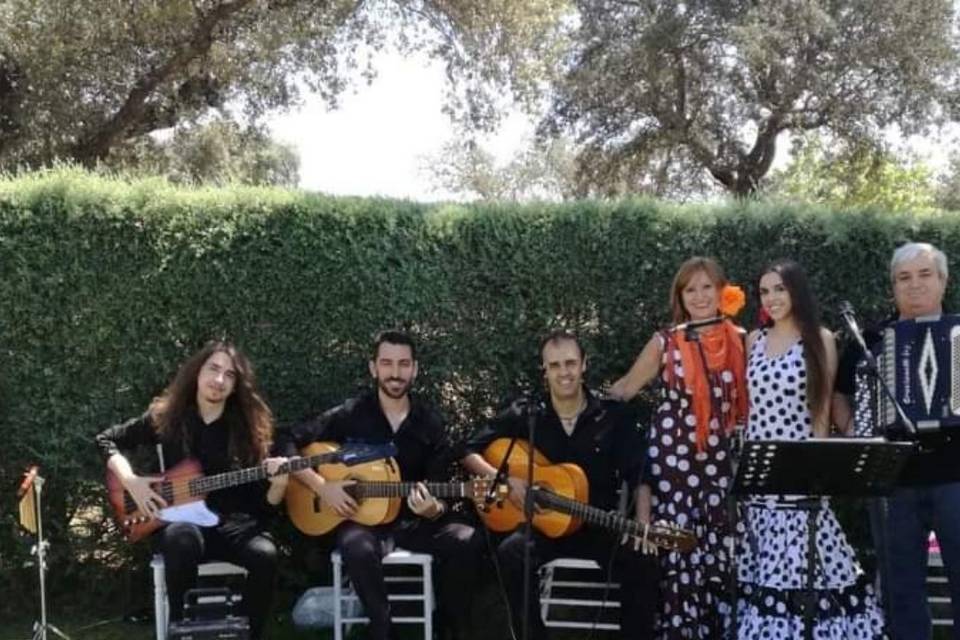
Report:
378,377,411,399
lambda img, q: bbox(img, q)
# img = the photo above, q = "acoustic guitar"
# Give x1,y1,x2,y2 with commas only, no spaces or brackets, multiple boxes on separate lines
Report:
480,438,696,553
285,441,506,535
106,442,394,542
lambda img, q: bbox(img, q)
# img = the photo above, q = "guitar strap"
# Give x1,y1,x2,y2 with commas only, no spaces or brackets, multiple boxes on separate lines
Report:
156,443,166,473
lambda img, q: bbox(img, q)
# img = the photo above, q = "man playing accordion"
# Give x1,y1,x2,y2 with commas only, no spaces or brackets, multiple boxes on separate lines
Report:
834,242,960,640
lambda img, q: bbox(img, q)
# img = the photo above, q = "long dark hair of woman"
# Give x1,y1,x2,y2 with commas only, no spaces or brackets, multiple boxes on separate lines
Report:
149,340,274,464
758,260,829,430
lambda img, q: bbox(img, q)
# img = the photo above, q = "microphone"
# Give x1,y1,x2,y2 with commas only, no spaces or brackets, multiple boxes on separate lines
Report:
499,396,532,421
839,300,860,333
838,301,869,355
672,316,724,333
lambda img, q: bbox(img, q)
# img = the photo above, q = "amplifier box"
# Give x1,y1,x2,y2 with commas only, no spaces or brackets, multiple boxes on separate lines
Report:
168,617,249,640
168,587,250,640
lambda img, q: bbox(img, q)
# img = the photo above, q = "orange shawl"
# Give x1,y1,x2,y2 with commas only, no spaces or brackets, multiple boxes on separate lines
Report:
664,319,747,452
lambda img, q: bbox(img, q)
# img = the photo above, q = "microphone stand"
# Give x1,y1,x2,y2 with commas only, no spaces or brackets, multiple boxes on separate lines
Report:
485,436,518,506
682,318,742,638
838,302,916,437
838,301,913,629
521,404,537,640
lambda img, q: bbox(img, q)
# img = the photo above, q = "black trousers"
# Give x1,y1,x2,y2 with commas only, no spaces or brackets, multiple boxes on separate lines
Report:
334,516,484,640
497,527,659,640
157,521,278,640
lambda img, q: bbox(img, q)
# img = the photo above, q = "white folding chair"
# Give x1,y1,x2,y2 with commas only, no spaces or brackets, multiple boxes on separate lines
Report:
331,548,434,640
540,557,620,631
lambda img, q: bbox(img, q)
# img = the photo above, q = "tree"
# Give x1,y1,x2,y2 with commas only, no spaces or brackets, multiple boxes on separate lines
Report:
764,135,937,212
542,0,960,197
934,151,960,211
0,0,568,170
422,136,577,201
105,118,300,187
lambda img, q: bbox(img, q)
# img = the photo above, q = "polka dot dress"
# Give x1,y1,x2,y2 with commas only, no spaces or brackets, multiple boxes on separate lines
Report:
646,332,739,639
737,329,884,639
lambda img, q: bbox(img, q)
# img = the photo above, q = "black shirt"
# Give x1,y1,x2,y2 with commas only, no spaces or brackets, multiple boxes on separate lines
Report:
275,389,453,484
835,325,887,397
96,408,276,524
463,388,647,512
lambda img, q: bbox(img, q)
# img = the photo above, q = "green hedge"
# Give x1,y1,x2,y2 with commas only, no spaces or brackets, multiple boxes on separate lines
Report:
1,167,956,619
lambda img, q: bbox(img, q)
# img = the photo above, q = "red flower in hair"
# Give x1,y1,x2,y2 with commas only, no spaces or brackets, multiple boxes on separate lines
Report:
757,306,772,326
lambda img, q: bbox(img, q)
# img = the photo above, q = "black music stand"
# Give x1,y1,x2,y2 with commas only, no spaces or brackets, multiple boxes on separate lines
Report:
894,431,960,486
733,438,914,640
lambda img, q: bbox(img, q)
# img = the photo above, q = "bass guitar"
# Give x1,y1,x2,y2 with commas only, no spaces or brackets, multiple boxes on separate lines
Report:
286,441,506,535
480,438,696,553
107,442,395,542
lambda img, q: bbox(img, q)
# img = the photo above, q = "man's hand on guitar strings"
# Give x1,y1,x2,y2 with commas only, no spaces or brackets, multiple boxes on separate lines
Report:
506,476,529,511
123,475,168,520
407,482,445,519
316,480,358,518
263,457,289,489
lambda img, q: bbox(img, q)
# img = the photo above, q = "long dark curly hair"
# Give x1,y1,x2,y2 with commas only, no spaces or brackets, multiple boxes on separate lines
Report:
149,341,273,465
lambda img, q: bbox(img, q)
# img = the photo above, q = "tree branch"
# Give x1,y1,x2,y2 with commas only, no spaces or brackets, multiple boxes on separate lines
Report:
73,0,257,164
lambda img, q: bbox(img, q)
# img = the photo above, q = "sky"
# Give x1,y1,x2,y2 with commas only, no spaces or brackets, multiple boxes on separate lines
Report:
266,50,535,202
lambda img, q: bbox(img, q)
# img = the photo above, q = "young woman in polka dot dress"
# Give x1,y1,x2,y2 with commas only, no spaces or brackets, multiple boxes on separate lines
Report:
610,257,748,639
737,259,884,639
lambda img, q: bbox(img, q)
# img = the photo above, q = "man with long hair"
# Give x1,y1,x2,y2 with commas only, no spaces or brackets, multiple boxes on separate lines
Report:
96,341,287,640
276,330,483,640
835,242,960,639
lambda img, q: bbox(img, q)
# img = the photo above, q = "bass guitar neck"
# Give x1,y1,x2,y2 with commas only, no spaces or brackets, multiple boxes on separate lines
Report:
107,441,392,542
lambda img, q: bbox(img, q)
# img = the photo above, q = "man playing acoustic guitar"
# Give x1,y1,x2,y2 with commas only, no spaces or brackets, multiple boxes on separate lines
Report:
95,341,288,640
462,329,660,640
276,330,484,640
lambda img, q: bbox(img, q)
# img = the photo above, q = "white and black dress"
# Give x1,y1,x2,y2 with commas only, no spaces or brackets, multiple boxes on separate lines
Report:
736,329,884,639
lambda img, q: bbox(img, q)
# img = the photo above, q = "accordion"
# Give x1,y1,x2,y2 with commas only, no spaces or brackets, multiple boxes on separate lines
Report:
873,315,960,435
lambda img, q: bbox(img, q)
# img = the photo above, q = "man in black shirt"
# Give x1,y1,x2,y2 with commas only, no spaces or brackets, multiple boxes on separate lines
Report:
276,330,483,640
95,341,287,640
462,330,659,640
833,242,960,639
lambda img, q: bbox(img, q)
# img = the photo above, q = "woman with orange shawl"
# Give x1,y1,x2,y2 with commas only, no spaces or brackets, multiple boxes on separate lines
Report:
609,256,747,639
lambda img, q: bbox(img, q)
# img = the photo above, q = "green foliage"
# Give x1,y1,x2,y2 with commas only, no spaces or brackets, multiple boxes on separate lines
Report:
0,0,569,169
1,168,956,621
104,118,301,187
422,136,578,201
766,135,938,212
544,0,960,196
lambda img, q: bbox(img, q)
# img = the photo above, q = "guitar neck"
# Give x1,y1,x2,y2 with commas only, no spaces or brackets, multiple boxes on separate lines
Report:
351,481,475,500
532,489,639,537
189,451,340,495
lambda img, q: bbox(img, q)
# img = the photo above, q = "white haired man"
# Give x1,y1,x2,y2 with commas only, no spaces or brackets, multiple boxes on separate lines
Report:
834,242,960,640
